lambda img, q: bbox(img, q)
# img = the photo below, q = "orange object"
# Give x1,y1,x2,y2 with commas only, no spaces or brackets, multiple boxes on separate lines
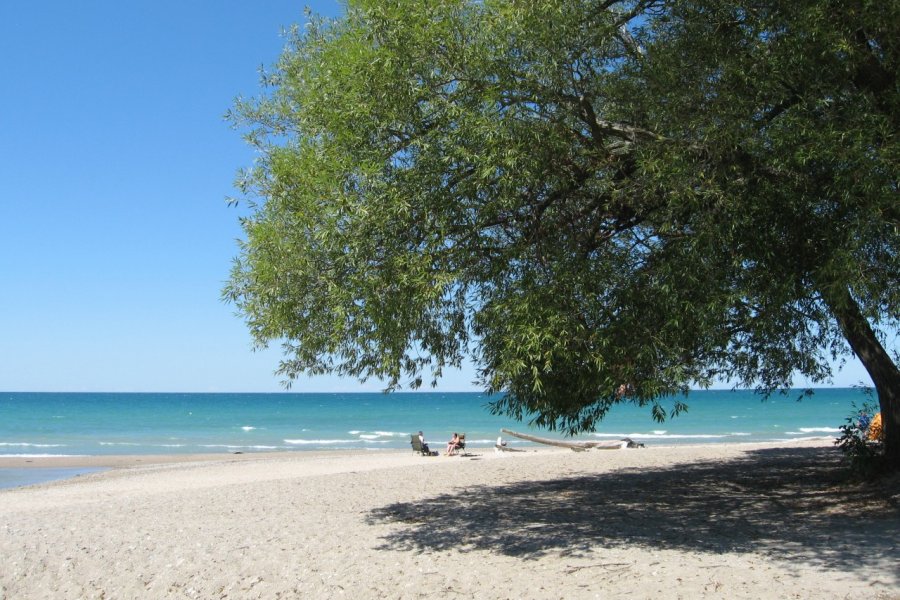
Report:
868,413,883,441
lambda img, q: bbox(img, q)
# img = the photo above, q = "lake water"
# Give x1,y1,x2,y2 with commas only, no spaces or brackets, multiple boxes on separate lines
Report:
0,389,869,457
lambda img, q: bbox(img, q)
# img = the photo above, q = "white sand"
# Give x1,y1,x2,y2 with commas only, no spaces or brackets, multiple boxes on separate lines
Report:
1,441,898,599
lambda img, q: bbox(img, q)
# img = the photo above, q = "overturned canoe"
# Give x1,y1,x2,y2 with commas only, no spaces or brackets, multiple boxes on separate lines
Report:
500,429,642,450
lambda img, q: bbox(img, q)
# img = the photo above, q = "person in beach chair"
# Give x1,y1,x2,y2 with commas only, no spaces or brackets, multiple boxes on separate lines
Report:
411,431,431,455
445,432,466,456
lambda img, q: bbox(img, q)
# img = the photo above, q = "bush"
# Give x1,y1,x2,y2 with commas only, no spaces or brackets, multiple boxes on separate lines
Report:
835,390,885,477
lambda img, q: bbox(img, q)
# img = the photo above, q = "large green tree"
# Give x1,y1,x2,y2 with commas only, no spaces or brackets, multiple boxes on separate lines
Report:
226,0,900,468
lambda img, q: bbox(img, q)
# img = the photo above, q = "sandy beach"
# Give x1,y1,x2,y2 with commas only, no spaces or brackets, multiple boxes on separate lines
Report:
1,440,898,599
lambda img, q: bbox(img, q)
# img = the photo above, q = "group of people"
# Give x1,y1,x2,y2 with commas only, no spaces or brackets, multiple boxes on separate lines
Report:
417,431,462,456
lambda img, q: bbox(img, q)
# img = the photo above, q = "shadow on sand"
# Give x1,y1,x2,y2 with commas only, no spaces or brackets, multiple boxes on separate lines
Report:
367,447,899,583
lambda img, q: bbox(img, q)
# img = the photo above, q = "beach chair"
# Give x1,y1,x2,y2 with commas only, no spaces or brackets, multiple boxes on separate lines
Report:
449,433,467,456
410,434,430,456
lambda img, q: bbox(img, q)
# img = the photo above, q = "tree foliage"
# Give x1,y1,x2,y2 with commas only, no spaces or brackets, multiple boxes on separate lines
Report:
225,0,899,462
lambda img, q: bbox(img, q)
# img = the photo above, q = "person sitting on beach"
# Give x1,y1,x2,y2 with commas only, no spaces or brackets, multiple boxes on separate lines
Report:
445,432,460,455
418,430,431,454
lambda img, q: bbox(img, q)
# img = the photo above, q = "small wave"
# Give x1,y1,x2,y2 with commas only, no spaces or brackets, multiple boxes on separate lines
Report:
241,426,256,431
199,444,284,450
284,439,361,445
729,432,752,436
0,442,64,448
592,433,728,440
98,442,141,446
786,427,840,435
639,434,728,440
0,454,86,458
350,430,407,439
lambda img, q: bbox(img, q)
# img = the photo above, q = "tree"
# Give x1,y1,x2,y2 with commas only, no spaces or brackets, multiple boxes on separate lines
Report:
225,0,900,469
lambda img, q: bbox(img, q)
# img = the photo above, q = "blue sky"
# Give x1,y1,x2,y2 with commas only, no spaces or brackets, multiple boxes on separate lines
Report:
0,0,424,393
0,2,877,393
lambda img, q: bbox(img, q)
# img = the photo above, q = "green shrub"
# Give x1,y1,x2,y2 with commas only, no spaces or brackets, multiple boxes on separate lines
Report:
835,389,885,477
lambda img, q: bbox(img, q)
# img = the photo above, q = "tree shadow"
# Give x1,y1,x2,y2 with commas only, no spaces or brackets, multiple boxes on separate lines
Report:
367,447,899,581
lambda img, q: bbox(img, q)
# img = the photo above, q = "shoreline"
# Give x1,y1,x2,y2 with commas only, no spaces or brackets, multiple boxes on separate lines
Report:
0,436,839,470
1,439,897,598
0,437,839,493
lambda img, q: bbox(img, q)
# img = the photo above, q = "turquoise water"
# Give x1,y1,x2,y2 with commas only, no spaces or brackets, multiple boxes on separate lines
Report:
0,389,869,457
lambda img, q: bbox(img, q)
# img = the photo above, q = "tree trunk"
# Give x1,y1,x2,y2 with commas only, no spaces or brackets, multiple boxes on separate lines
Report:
824,287,900,471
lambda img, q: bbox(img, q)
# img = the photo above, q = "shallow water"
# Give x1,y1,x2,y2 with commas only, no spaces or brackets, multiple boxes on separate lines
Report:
0,467,106,490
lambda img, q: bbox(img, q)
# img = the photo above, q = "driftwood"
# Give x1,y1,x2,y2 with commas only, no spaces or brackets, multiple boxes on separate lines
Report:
501,429,643,451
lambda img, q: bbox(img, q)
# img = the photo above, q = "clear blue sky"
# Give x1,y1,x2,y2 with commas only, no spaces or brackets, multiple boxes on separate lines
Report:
0,2,876,393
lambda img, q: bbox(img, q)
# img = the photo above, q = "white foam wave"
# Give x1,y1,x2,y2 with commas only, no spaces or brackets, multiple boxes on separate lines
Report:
199,444,284,450
0,442,64,448
641,434,728,440
350,430,407,439
592,432,728,440
0,453,86,458
241,426,256,431
284,439,360,445
796,427,841,433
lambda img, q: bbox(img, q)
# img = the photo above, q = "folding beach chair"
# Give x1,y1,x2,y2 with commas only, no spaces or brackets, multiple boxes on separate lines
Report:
450,433,467,456
410,434,431,456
